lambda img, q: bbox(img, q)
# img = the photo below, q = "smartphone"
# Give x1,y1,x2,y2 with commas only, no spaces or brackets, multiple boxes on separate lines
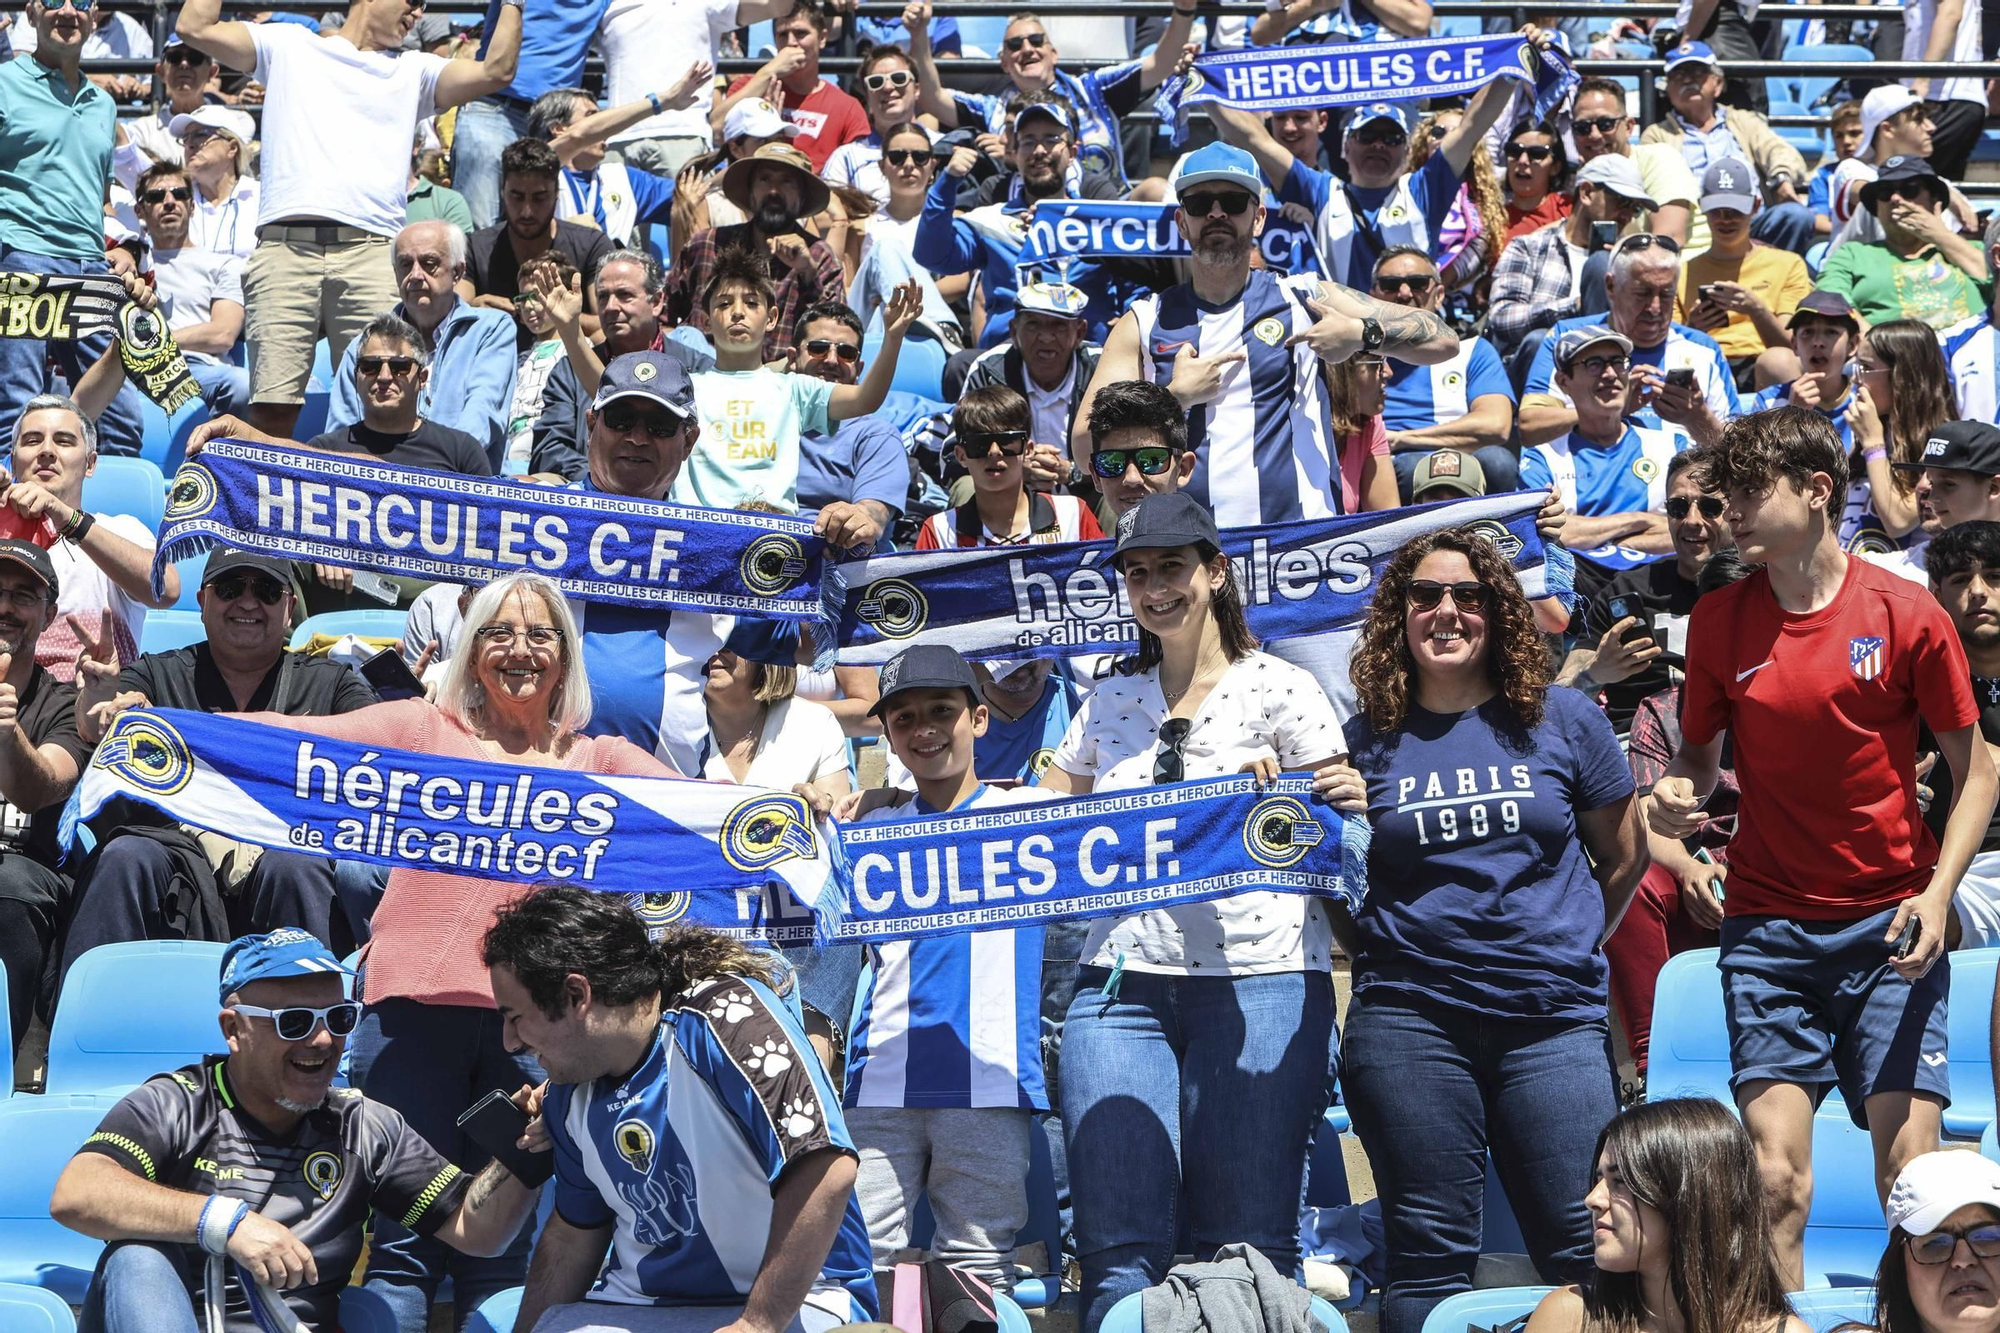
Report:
1697,284,1718,304
1690,846,1725,903
350,570,400,606
359,648,425,702
1606,595,1649,646
1665,367,1696,390
1590,220,1619,252
457,1089,554,1187
1893,914,1922,960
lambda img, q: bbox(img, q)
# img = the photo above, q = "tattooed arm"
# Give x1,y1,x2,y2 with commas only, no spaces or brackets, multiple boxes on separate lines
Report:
433,1161,538,1258
1284,281,1458,366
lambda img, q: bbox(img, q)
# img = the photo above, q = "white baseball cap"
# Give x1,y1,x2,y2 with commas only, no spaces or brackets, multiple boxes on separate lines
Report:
166,104,256,144
1886,1151,2000,1235
1859,84,1925,165
722,99,800,144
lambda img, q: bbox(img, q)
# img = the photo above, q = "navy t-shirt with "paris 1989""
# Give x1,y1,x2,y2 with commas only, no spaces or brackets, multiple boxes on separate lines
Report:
1341,685,1634,1022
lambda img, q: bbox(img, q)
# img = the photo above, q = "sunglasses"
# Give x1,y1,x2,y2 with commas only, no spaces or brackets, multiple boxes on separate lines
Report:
358,355,419,377
1427,123,1450,140
1505,142,1554,161
1004,31,1049,51
803,337,860,363
883,147,931,168
1182,190,1256,218
1664,495,1725,521
1374,273,1436,296
1092,446,1176,478
231,1001,362,1042
864,70,913,91
959,430,1030,457
1406,579,1492,613
603,401,687,438
163,45,210,65
207,574,287,605
1352,126,1408,147
1908,1225,2000,1265
1572,115,1624,136
1154,716,1192,785
141,187,193,204
1617,232,1682,256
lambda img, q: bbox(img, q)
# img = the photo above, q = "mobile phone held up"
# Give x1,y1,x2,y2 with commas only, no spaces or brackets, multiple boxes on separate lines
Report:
1664,367,1696,391
457,1089,554,1187
1606,595,1648,647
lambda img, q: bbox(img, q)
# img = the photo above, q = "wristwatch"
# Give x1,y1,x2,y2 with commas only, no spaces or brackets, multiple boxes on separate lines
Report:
1360,317,1384,353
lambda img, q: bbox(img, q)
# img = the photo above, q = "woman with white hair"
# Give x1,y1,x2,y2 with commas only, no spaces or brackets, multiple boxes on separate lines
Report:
172,105,259,261
236,570,681,1327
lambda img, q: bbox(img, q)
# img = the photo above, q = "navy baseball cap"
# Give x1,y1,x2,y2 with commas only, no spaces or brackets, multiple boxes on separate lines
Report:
592,351,696,418
1860,155,1946,212
869,644,981,718
1112,491,1222,565
1788,289,1859,330
202,547,291,587
218,928,353,1004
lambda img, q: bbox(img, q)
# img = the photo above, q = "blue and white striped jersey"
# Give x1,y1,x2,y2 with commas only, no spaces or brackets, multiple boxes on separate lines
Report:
1946,318,1998,427
1132,268,1344,526
845,784,1060,1111
545,975,877,1316
1382,335,1514,432
1520,423,1688,517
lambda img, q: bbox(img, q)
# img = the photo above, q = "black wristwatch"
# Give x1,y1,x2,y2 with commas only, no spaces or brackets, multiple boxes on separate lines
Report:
1360,317,1384,353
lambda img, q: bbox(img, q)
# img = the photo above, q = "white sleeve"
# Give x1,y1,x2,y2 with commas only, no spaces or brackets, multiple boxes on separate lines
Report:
412,51,450,122
1265,656,1345,766
213,255,244,308
248,21,290,90
1050,691,1099,778
802,703,850,784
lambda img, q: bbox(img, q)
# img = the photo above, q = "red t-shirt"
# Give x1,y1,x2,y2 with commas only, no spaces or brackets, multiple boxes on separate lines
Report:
1505,194,1572,245
1680,556,1978,919
726,75,869,171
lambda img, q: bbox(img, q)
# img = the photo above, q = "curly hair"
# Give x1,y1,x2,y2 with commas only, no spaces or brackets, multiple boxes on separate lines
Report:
1407,113,1506,278
1349,527,1551,732
1690,405,1849,505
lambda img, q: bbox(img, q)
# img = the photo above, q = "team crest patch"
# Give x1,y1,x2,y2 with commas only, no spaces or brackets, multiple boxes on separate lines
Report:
633,361,657,382
1252,317,1285,346
303,1151,342,1201
1444,371,1463,388
1633,457,1661,482
1242,795,1326,869
1851,635,1886,680
614,1119,656,1172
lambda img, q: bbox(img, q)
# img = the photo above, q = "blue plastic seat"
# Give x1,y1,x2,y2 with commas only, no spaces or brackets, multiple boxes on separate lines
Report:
1644,948,1733,1104
0,1280,76,1332
956,15,1008,55
1420,1287,1557,1333
80,456,167,534
1768,98,1826,161
288,608,410,651
1104,1289,1349,1333
1432,13,1481,36
337,1287,399,1333
1790,1285,1879,1333
467,1286,885,1333
166,553,212,611
139,609,209,655
0,1093,128,1301
1782,44,1873,109
0,961,11,1098
1944,949,1998,1139
44,941,228,1094
860,331,950,401
1800,1111,1894,1288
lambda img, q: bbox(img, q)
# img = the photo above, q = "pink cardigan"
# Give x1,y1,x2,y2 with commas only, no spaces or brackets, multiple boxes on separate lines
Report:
243,698,680,1008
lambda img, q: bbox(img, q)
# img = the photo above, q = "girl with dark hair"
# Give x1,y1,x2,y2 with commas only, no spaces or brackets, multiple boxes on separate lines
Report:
1860,1150,2000,1333
1502,117,1572,244
1526,1098,1804,1333
1314,525,1648,1333
1848,319,1958,550
1038,492,1356,1333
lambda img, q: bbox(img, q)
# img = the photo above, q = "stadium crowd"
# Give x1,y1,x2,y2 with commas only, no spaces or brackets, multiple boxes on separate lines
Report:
4,0,2000,1329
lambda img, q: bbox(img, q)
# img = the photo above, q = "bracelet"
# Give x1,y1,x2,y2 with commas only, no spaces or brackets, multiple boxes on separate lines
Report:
63,509,94,544
197,1197,247,1255
646,91,663,114
1864,447,1888,463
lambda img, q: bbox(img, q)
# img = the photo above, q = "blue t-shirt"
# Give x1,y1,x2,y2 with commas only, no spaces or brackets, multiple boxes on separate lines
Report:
1524,314,1741,431
1342,686,1634,1020
853,13,960,53
546,975,877,1314
976,676,1079,784
1278,153,1460,289
1382,336,1514,433
478,0,605,100
1808,160,1837,228
796,415,909,522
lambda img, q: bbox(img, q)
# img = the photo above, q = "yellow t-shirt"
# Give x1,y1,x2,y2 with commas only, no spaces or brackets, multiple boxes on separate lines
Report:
1673,243,1814,361
1631,144,1707,254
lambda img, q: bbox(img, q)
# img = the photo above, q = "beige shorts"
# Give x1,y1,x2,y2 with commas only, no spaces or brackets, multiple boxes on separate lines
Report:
242,231,398,406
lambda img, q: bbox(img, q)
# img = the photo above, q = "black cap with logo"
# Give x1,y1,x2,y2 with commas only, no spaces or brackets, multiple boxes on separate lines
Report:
1896,420,2000,476
0,540,58,599
868,644,982,719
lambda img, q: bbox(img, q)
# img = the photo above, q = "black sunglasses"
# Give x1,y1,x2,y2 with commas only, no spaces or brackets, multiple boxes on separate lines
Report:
1374,272,1436,296
1352,125,1407,146
959,430,1030,457
141,187,193,204
207,574,287,605
163,45,210,65
1427,123,1450,140
1908,1225,2000,1265
603,401,686,438
1664,495,1726,521
883,147,931,168
1182,190,1256,218
863,70,913,91
803,337,860,363
1505,142,1554,162
1004,31,1049,50
1154,716,1192,785
1573,115,1624,136
357,355,418,377
1092,446,1176,478
1617,232,1682,255
1406,579,1492,613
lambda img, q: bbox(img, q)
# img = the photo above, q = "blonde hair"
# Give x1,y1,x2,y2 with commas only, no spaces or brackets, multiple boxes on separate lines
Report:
752,663,798,703
437,573,594,735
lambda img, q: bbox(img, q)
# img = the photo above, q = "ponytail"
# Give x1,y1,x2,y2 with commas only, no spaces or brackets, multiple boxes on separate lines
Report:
653,927,778,1003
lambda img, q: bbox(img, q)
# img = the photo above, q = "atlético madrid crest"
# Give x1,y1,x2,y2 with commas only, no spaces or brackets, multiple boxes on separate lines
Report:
1850,636,1885,681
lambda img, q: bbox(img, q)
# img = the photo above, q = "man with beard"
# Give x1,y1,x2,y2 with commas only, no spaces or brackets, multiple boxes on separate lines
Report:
667,143,847,363
1920,520,2000,948
1073,143,1456,528
461,137,613,335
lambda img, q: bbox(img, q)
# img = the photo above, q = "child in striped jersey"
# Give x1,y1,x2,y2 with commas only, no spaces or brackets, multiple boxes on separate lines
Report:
840,644,1060,1290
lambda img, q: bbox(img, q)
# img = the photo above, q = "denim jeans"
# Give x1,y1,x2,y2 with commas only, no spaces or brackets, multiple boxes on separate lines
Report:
1341,991,1617,1333
188,359,252,416
79,1241,200,1333
1061,966,1335,1333
1750,202,1818,257
450,98,534,230
0,246,146,456
347,996,545,1333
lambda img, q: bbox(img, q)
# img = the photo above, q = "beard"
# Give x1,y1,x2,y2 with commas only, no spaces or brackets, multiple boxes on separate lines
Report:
755,197,796,233
1193,227,1251,265
275,1094,327,1113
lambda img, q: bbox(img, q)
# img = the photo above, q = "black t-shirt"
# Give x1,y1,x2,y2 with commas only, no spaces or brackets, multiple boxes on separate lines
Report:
1922,674,2000,854
306,421,494,477
467,220,615,348
76,1057,472,1333
2,664,91,866
1582,560,1702,735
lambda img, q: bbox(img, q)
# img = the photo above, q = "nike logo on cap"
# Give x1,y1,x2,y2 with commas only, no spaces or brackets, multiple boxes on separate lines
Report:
1737,661,1776,682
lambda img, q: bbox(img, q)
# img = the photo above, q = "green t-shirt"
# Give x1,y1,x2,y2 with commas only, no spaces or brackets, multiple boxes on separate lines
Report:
681,367,834,513
1813,241,1993,332
405,178,476,235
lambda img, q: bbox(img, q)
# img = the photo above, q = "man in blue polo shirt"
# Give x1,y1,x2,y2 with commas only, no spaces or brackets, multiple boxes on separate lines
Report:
0,0,146,457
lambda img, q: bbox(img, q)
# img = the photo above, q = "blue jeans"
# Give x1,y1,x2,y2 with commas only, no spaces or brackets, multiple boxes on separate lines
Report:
0,246,146,456
1340,992,1617,1333
450,98,533,230
189,359,251,416
1061,966,1335,1333
79,1241,200,1333
1751,201,1818,256
348,996,544,1333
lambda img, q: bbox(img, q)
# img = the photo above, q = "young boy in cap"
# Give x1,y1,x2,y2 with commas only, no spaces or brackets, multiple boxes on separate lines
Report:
918,383,1104,549
1864,420,2000,586
1747,291,1859,456
1676,158,1812,379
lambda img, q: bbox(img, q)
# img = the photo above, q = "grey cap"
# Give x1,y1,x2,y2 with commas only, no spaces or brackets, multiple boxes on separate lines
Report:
1574,153,1657,208
1552,324,1634,370
1700,157,1759,213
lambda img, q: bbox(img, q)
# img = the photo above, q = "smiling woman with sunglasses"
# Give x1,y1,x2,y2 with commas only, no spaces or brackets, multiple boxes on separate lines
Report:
821,48,922,206
1324,526,1647,1333
1036,492,1350,1333
1858,1151,2000,1333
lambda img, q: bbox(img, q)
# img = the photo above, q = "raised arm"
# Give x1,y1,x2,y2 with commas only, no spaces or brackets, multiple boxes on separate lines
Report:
549,63,713,160
901,0,964,127
174,0,258,73
1207,101,1295,195
1444,27,1552,177
829,281,921,421
436,1,521,109
1069,311,1144,462
1289,281,1458,365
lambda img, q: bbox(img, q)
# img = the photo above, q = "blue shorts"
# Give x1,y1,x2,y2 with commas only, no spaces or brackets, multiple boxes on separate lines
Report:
1719,905,1951,1128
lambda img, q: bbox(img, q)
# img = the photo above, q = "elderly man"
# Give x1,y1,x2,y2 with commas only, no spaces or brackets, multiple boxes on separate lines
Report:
1490,153,1655,364
1816,155,1992,331
1675,159,1812,384
52,930,544,1333
955,281,1101,468
1520,237,1736,448
112,36,215,189
131,162,251,415
330,221,518,468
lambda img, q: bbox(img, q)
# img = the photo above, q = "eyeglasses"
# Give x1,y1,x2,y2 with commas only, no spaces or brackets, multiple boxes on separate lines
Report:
1907,1225,2000,1265
1617,232,1683,256
883,147,931,167
0,585,50,611
140,187,193,204
474,624,565,648
959,430,1030,457
1505,142,1554,162
1572,115,1624,136
1374,273,1436,296
358,355,419,377
1182,190,1256,218
1153,716,1192,785
163,45,210,65
1004,31,1049,51
1092,446,1176,478
1406,579,1492,613
863,70,913,91
1567,353,1630,375
1663,495,1726,521
803,337,860,363
230,1001,362,1042
207,574,287,605
602,401,686,438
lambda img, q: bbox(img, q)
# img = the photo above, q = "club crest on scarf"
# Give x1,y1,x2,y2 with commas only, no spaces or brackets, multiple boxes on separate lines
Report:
739,532,810,596
165,463,221,523
719,794,820,873
1243,794,1327,869
94,712,196,798
854,577,930,640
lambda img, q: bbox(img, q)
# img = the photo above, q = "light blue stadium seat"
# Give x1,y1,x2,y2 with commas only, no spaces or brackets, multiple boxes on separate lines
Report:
1800,1111,1894,1288
1806,240,1829,277
0,961,11,1098
467,1285,884,1333
137,397,206,474
166,553,211,610
1104,1288,1349,1333
1644,948,1732,1103
1420,1286,1557,1333
957,15,1009,55
0,1280,76,1332
1432,13,1481,36
338,1287,399,1333
139,609,208,655
1944,949,1998,1139
0,1093,127,1301
288,608,410,651
747,18,775,55
860,331,950,401
1790,1285,1879,1333
1783,44,1873,110
1769,99,1826,161
80,456,167,534
44,941,228,1095
908,1116,1064,1307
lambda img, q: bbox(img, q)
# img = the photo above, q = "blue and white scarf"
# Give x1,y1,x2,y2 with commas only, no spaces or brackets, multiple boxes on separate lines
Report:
62,709,1366,946
1153,33,1578,145
1019,198,1323,280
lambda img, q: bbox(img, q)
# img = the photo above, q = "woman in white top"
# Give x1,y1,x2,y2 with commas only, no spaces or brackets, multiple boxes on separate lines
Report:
1037,492,1355,1333
851,122,965,341
699,645,852,806
174,109,260,262
821,46,922,206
